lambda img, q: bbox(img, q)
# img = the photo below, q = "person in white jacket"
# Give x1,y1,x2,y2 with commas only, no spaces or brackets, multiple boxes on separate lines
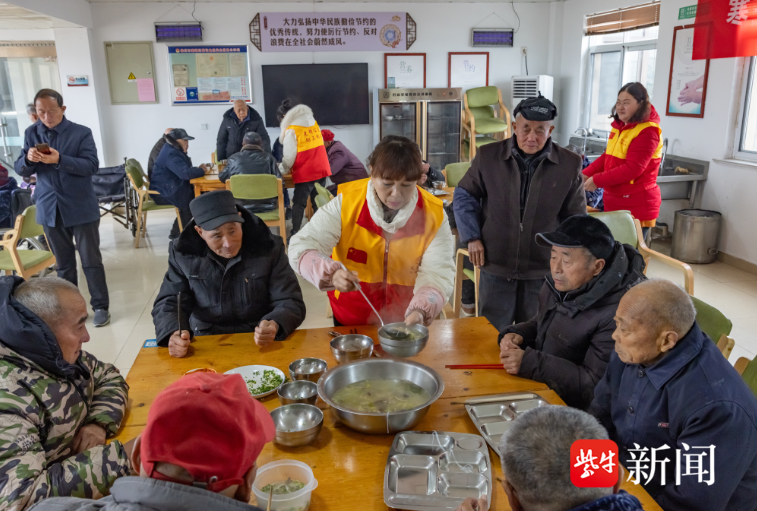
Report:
276,99,332,236
289,135,455,327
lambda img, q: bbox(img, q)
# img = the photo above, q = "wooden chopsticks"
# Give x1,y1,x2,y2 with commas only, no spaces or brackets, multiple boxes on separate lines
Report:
445,364,504,370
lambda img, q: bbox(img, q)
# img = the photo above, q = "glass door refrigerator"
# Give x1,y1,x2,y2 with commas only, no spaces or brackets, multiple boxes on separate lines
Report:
373,88,462,171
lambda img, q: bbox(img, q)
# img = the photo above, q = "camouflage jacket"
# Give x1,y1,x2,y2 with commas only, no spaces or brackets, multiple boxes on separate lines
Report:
0,344,130,511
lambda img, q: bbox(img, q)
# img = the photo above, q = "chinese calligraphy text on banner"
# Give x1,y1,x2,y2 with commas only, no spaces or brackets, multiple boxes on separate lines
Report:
260,13,408,52
693,0,757,59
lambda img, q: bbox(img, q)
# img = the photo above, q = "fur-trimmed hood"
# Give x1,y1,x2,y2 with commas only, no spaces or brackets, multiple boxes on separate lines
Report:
173,205,275,258
279,104,316,143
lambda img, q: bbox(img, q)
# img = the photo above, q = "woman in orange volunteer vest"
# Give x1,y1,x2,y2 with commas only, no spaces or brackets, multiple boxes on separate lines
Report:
583,82,663,237
288,135,455,327
277,99,332,236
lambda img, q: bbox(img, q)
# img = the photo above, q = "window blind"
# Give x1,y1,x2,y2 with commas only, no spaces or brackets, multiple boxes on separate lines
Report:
586,1,660,36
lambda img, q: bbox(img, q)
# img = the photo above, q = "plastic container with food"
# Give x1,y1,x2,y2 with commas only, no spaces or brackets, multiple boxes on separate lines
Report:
252,460,318,511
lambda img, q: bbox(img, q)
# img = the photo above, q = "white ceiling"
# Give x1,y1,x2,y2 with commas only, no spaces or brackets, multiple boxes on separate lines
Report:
86,0,557,3
0,3,79,29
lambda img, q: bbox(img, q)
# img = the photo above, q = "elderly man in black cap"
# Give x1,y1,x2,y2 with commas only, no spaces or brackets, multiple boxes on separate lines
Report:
498,215,645,409
454,94,586,331
151,190,306,358
151,128,209,239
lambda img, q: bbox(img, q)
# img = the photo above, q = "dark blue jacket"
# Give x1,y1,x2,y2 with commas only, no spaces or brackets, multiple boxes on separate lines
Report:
14,117,99,228
589,322,757,511
568,492,643,511
150,141,205,211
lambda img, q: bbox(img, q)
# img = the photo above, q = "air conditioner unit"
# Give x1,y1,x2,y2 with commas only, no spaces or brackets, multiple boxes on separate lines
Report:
511,75,553,111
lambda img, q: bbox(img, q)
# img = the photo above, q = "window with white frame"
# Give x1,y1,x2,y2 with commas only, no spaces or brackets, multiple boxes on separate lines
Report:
584,26,659,135
735,57,757,162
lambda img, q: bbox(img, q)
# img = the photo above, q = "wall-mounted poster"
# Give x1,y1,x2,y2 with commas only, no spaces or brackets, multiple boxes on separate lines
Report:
252,13,417,52
384,53,425,88
666,25,709,118
167,45,252,105
448,52,489,89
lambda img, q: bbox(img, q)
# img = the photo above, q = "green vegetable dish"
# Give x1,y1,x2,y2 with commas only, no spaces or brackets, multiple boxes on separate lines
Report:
262,478,306,494
244,369,284,395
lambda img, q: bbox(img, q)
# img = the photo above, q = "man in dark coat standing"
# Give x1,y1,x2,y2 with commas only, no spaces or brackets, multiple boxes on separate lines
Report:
498,215,645,410
14,89,111,327
454,94,586,331
321,129,367,194
152,191,305,358
147,128,172,181
216,100,271,160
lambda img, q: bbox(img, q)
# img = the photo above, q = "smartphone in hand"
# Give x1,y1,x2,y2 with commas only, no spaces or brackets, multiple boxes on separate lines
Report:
35,143,52,155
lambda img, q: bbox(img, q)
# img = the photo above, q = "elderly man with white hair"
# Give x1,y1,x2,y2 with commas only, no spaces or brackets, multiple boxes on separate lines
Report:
453,94,586,331
590,279,757,511
455,406,643,511
216,99,271,160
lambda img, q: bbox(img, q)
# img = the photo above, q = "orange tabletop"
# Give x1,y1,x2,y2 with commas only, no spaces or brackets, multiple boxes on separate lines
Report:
114,317,660,511
191,173,295,198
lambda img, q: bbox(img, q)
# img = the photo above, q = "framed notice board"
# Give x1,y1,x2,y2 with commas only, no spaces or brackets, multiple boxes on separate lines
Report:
167,45,252,105
104,41,158,105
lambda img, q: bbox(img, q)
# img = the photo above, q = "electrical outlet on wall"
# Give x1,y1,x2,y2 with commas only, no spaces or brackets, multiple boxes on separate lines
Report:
521,47,528,56
200,123,208,130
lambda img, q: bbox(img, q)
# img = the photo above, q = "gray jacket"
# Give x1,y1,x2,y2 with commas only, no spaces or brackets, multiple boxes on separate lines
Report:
28,477,265,511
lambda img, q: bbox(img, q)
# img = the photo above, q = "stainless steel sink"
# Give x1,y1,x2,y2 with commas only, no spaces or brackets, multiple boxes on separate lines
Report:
657,155,708,207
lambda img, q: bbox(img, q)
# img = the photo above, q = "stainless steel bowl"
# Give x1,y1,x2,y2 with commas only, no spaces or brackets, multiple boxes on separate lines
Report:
277,380,318,406
330,334,374,364
289,358,328,382
377,323,429,358
317,358,444,435
270,404,323,447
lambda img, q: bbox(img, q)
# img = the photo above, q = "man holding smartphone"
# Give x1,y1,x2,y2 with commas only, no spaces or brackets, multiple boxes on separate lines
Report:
14,88,111,327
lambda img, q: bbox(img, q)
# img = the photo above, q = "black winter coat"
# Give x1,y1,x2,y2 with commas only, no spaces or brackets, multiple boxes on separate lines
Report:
219,144,281,212
216,107,271,160
152,207,306,345
147,136,166,181
499,242,646,410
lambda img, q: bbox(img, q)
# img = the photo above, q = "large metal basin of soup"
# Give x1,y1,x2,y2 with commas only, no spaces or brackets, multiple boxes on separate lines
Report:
331,379,431,413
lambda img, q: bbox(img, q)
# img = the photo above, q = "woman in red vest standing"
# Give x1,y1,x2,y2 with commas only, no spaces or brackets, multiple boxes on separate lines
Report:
277,99,332,237
583,82,663,237
288,136,455,327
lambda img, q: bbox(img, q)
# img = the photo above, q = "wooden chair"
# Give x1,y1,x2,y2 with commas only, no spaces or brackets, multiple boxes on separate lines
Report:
314,194,329,209
125,160,183,249
691,295,736,359
452,248,480,318
0,206,56,280
462,86,511,161
443,162,471,188
314,182,334,201
589,210,695,294
226,174,287,246
735,356,757,399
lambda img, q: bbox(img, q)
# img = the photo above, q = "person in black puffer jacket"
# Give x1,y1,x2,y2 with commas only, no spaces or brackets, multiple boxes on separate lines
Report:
219,132,290,213
216,100,271,160
498,215,645,410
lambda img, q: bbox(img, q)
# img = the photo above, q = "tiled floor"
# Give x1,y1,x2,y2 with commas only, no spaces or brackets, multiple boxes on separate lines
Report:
72,211,757,377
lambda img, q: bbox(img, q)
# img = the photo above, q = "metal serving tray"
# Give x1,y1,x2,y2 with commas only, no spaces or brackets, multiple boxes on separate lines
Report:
383,431,492,511
464,393,549,457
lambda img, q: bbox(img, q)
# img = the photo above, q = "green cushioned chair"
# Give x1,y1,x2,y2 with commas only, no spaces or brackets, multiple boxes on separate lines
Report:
462,86,511,161
314,182,333,201
314,194,329,209
227,174,287,246
0,206,56,280
736,357,757,399
125,159,183,248
691,295,735,358
443,162,471,188
589,210,695,294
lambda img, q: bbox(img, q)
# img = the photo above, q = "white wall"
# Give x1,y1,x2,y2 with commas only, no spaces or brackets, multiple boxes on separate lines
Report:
557,0,757,264
86,2,551,168
8,0,92,28
0,29,54,41
53,27,106,163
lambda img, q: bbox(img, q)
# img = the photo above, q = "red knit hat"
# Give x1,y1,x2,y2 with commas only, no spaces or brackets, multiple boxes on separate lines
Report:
321,129,335,142
141,372,275,493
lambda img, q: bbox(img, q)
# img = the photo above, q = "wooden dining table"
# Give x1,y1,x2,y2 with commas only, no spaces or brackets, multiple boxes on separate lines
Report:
113,317,659,510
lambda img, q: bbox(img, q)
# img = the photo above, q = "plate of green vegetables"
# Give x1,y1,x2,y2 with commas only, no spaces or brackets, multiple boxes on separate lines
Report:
225,365,286,399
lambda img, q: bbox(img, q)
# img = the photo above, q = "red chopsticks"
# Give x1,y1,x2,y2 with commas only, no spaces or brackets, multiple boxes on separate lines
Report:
445,364,505,370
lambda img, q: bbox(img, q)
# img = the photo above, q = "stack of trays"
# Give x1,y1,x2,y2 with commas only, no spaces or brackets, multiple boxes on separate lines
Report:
383,431,493,511
464,393,550,456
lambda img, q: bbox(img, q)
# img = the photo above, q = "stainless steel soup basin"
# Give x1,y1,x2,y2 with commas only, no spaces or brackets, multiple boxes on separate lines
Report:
317,358,445,435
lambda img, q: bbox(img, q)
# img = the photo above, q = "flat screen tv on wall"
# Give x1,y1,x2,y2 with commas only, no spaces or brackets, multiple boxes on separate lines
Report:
261,63,370,127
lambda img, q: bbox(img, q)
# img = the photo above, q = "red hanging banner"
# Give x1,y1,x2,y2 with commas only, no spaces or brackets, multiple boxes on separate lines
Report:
693,0,757,60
